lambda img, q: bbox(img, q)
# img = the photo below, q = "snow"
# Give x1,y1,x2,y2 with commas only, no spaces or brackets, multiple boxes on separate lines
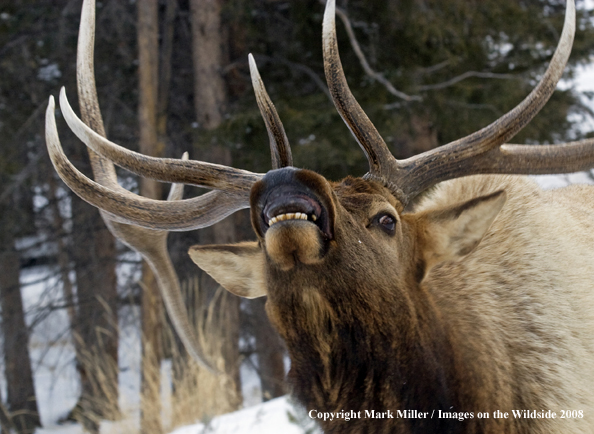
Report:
168,396,318,434
532,171,593,190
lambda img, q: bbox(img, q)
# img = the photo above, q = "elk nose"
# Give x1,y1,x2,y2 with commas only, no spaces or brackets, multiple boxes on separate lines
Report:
250,167,334,241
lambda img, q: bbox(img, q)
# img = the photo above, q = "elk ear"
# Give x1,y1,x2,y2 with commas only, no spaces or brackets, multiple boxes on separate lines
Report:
188,241,267,298
419,190,506,271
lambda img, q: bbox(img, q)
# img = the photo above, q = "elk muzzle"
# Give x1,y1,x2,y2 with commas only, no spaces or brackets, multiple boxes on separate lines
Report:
251,168,336,270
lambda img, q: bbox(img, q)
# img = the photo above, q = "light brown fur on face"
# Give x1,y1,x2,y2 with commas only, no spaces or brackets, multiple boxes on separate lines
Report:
191,173,594,434
264,220,326,270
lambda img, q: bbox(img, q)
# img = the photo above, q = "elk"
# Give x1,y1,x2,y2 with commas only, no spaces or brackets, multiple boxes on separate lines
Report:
45,0,594,432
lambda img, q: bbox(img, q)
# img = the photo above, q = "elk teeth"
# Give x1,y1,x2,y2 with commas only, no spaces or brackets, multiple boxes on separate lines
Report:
268,212,313,227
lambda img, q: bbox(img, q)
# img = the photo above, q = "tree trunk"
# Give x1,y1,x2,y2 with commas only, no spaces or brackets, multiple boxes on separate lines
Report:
48,176,78,333
70,196,119,433
138,1,164,433
189,0,243,409
190,0,226,130
0,233,40,434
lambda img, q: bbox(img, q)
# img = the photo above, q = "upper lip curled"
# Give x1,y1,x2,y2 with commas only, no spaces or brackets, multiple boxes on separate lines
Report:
258,186,332,239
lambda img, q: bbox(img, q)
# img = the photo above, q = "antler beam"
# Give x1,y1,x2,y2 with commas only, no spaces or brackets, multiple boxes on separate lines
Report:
323,0,594,205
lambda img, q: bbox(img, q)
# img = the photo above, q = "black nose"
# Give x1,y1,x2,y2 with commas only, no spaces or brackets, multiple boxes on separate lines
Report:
250,167,334,240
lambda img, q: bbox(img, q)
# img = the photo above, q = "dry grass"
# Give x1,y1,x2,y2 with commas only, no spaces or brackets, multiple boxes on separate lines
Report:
69,333,121,433
165,277,241,430
65,276,240,434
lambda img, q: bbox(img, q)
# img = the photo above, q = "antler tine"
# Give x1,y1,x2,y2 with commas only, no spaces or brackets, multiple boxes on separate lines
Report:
46,97,249,231
248,54,293,169
396,0,577,203
456,139,594,175
59,88,261,193
167,152,188,201
322,0,401,185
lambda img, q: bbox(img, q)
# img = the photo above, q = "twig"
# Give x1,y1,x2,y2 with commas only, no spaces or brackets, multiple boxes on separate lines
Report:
416,71,519,92
329,2,422,102
257,54,333,102
416,59,453,76
224,55,333,103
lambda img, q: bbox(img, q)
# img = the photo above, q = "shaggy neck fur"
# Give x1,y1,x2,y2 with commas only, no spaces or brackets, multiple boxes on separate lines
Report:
265,262,481,434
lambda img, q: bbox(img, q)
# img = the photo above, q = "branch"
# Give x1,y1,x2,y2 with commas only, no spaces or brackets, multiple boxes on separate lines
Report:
320,2,524,103
416,59,453,76
224,55,334,103
260,54,333,102
328,1,422,102
415,71,519,92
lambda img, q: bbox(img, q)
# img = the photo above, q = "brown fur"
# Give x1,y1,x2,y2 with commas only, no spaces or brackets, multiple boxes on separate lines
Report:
190,173,594,433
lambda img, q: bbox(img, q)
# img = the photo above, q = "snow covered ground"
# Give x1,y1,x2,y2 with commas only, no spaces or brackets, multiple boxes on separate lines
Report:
168,396,320,434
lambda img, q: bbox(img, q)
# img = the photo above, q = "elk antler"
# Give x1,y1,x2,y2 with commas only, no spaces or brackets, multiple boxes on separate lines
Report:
323,0,594,205
58,87,261,193
44,0,291,372
46,97,248,231
249,54,293,169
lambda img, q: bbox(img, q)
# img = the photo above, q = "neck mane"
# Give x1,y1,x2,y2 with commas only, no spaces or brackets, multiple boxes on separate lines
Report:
266,274,477,434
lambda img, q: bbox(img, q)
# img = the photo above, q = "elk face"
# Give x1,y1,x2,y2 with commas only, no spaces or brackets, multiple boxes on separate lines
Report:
189,167,407,296
187,166,506,418
188,166,506,309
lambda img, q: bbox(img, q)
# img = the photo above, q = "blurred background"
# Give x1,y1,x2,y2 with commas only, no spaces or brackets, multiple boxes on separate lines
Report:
1,0,594,433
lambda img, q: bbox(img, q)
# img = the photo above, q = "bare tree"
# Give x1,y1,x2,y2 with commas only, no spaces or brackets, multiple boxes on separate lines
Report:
137,0,164,433
0,232,40,434
189,0,242,408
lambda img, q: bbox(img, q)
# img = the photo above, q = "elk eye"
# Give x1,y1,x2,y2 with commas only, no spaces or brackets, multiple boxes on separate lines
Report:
375,213,396,234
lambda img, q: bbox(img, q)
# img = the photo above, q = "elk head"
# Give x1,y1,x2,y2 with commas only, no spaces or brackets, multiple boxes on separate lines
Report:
46,0,594,413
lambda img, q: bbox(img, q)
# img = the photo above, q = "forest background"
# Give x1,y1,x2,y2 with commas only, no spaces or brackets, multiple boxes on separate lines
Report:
1,0,594,433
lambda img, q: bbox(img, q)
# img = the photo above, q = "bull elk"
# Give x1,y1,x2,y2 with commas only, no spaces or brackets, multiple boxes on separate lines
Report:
45,0,594,432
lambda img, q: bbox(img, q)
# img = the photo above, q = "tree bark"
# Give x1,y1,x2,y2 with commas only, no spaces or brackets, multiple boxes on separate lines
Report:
48,176,77,332
189,0,243,409
138,1,164,433
0,233,41,434
190,0,226,130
